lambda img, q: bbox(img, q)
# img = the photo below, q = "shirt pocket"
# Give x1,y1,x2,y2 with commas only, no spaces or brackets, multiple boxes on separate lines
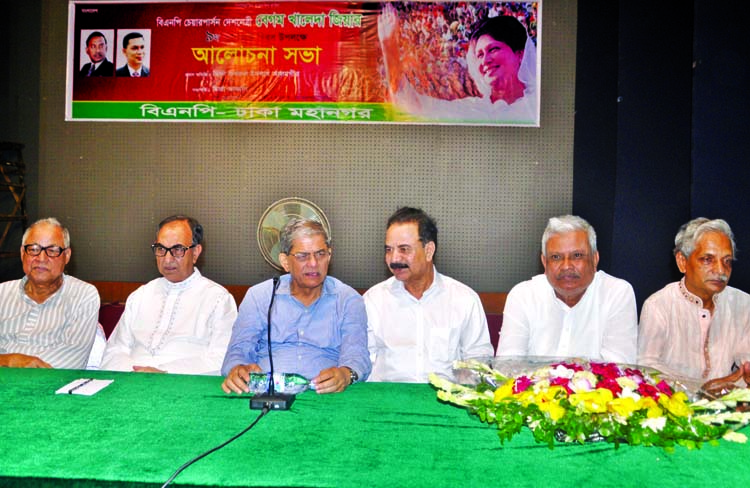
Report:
428,326,459,362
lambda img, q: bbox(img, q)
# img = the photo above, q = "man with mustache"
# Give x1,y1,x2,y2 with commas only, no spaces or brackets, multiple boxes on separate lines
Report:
364,207,493,382
638,218,750,390
497,215,637,363
79,31,114,77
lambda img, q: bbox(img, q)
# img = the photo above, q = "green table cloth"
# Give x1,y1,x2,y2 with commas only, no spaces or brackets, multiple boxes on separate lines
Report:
1,368,747,487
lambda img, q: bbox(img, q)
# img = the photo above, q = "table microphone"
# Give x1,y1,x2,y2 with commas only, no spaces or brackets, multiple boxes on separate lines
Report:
251,276,296,410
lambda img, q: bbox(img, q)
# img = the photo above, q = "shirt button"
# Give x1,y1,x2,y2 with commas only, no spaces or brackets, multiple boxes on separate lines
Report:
299,330,304,336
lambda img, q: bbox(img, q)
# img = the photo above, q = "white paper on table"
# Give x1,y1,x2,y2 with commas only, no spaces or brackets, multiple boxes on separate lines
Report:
55,378,114,396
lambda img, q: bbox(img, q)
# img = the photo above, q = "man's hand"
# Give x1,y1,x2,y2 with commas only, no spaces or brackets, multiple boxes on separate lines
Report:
700,362,750,398
132,366,166,373
742,362,750,386
0,353,52,369
311,367,351,394
222,363,262,394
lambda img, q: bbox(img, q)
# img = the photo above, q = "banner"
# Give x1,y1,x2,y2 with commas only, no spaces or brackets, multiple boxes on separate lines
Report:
67,1,541,126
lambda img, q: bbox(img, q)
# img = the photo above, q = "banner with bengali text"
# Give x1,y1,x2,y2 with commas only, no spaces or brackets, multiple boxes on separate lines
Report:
67,1,541,126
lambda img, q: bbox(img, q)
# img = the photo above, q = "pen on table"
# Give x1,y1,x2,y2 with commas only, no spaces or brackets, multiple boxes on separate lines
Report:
68,378,94,394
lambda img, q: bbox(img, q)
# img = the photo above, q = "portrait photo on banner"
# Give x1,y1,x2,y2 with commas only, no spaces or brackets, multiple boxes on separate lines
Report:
378,1,540,126
66,1,540,126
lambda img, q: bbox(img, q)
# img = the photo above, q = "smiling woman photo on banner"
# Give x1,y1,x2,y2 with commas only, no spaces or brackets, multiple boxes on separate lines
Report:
378,1,539,125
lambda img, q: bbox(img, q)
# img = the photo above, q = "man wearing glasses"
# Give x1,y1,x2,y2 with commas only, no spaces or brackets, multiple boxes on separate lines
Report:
221,218,370,394
0,218,99,368
101,215,236,375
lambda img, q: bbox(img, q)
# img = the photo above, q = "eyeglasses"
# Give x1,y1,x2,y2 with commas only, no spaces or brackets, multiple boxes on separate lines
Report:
23,244,67,258
151,243,196,258
288,249,331,263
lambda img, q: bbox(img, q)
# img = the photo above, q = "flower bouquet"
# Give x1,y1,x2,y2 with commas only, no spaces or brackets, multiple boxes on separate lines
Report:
430,359,750,450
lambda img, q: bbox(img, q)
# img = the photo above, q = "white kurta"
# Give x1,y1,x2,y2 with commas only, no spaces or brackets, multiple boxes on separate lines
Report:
638,279,750,381
498,271,637,364
101,269,237,375
365,269,493,383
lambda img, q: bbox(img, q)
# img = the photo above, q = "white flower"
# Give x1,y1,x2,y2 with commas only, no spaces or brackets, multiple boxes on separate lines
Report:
533,366,552,380
549,364,575,379
641,416,667,432
570,371,597,392
532,379,550,393
616,377,638,390
722,431,747,443
619,387,641,402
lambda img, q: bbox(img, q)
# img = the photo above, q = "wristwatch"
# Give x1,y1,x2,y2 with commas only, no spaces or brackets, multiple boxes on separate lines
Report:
344,366,358,385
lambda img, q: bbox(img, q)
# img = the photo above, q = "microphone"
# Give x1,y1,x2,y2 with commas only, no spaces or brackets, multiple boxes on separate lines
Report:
251,276,295,410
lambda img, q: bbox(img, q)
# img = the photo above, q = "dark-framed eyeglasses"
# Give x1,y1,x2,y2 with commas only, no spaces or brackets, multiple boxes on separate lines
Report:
288,249,331,263
23,244,67,258
151,243,196,258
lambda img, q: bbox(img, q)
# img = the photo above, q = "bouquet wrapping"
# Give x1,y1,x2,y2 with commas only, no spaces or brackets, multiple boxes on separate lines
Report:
430,358,750,450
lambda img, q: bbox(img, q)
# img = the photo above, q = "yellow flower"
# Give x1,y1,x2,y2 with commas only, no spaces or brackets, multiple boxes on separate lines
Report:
569,388,613,413
540,385,567,402
608,396,638,418
517,389,537,406
539,399,567,421
658,391,692,418
637,396,664,418
493,380,515,403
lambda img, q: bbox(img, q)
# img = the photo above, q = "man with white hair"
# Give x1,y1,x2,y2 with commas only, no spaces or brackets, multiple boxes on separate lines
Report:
101,215,236,375
638,218,750,388
0,218,99,368
497,215,637,363
221,218,370,395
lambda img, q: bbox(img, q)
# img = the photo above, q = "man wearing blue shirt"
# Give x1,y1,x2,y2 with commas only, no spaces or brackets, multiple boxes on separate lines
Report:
221,218,370,394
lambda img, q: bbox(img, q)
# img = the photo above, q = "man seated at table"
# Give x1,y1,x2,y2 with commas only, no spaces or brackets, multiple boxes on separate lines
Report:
221,218,370,394
0,218,99,368
638,218,750,390
497,215,637,363
101,215,236,375
364,207,493,382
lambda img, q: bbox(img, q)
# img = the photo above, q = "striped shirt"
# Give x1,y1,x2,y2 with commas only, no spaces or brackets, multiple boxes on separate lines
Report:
0,274,100,369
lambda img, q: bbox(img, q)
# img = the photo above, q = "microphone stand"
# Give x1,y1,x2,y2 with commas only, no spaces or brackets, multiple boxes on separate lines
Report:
251,276,295,410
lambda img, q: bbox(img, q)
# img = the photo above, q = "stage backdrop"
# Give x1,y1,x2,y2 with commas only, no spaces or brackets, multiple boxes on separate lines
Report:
67,1,541,126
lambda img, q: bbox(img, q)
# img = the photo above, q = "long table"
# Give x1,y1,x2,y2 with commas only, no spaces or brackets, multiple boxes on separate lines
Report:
1,368,748,487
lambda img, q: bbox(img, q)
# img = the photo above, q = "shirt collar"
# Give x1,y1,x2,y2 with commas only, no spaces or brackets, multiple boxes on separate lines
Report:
548,270,600,309
387,266,442,300
677,276,721,308
160,268,201,291
20,274,67,305
277,274,334,296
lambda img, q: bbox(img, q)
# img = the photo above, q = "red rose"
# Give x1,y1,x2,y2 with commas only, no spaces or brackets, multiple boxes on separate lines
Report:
638,382,659,399
550,376,573,394
596,377,623,396
656,380,673,397
591,362,622,379
514,375,532,394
